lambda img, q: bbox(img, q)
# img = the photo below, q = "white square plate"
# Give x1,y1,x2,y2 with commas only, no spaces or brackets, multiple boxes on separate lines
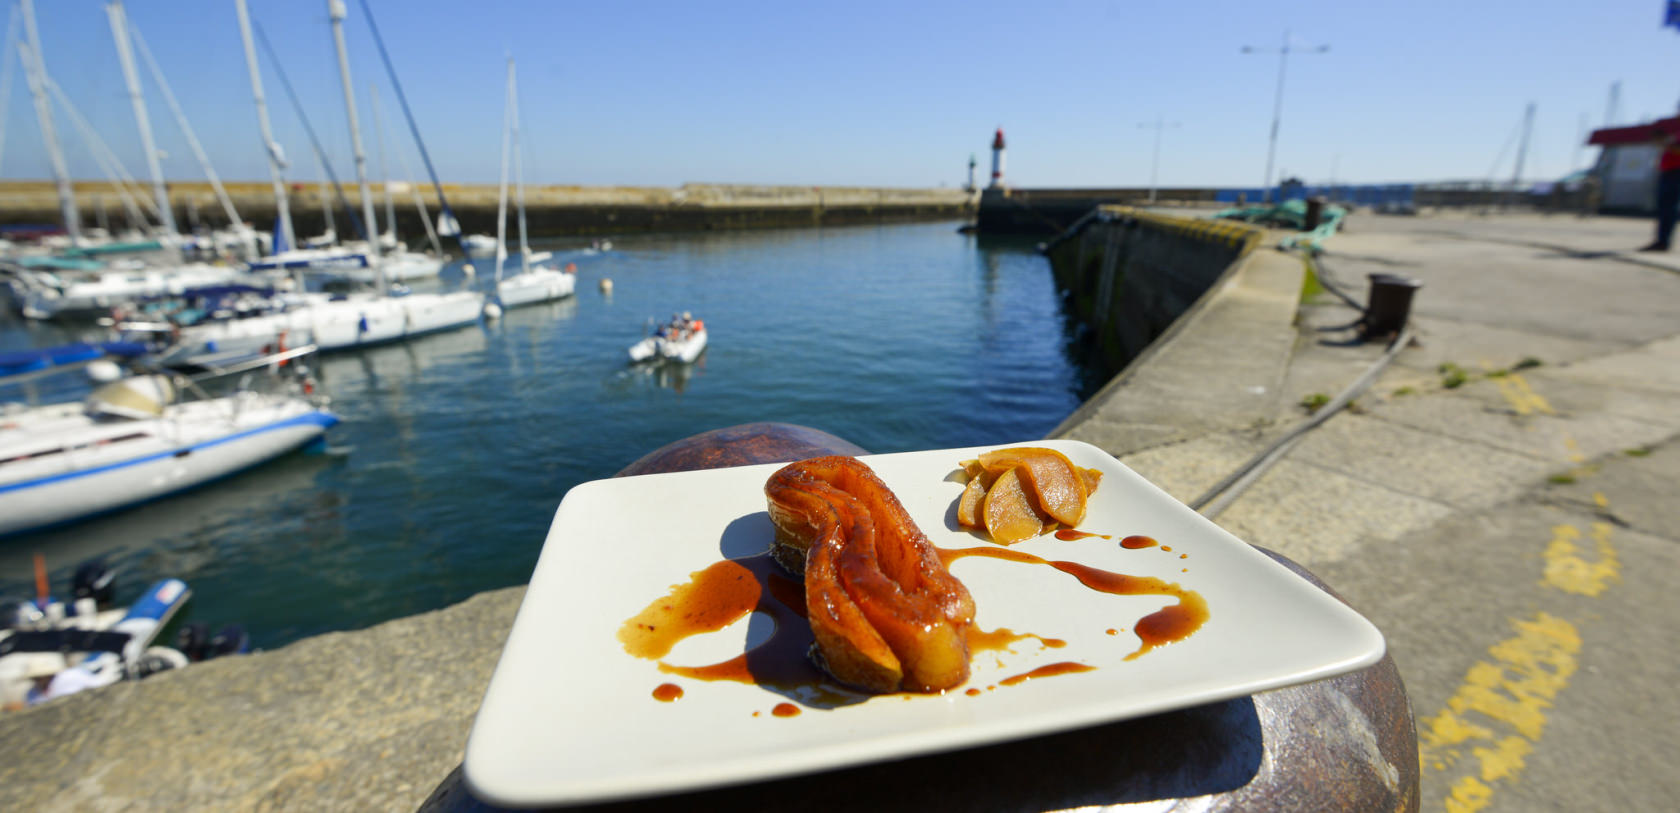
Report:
464,439,1385,807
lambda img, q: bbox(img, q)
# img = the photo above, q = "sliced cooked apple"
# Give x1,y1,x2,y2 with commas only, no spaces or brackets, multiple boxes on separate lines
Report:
983,467,1049,545
956,475,987,528
976,447,1089,527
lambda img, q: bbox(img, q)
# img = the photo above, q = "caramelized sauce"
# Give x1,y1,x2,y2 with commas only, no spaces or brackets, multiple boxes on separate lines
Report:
967,627,1065,654
618,553,840,702
622,532,1209,706
1000,662,1097,685
941,545,1208,660
965,688,982,696
1054,529,1111,541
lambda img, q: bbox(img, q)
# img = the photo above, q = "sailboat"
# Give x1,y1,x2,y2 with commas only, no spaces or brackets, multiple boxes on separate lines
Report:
144,0,481,368
4,0,259,320
0,343,337,537
336,82,444,284
488,58,575,312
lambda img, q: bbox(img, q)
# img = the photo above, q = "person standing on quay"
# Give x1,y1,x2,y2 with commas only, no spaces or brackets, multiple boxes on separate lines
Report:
1641,127,1680,251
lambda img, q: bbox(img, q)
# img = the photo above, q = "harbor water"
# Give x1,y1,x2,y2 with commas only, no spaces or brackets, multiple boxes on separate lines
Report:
0,221,1108,648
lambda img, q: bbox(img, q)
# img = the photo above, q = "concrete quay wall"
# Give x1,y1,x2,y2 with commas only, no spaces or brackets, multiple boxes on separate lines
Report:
976,186,1225,234
0,181,973,239
1046,206,1263,373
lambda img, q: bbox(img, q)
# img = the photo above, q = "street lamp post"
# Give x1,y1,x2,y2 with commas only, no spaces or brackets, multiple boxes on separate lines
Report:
1242,30,1328,202
1138,117,1180,204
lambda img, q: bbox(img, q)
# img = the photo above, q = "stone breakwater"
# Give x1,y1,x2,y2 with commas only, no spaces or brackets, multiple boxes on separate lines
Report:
0,181,973,239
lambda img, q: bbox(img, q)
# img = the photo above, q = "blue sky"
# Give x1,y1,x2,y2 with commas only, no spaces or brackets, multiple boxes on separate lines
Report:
2,0,1678,189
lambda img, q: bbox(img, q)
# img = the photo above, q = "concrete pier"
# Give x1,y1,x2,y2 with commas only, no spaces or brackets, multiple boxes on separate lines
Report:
0,181,973,239
2,211,1678,811
976,186,1224,234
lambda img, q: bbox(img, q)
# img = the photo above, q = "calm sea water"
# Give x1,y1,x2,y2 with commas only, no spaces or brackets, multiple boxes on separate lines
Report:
0,221,1107,648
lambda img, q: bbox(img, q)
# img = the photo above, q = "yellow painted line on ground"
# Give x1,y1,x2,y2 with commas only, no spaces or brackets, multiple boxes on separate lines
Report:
1419,372,1617,812
1541,521,1620,597
1492,373,1554,416
1419,612,1582,813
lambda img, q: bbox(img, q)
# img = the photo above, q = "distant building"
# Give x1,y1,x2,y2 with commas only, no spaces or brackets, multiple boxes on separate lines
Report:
1587,116,1680,214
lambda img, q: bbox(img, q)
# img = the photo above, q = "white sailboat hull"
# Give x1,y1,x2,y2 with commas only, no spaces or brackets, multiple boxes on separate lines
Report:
157,291,484,366
341,251,446,283
0,396,336,537
496,268,575,309
19,263,253,320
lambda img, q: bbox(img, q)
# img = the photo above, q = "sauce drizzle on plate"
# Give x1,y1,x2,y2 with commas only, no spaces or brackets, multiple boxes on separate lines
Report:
619,535,1209,706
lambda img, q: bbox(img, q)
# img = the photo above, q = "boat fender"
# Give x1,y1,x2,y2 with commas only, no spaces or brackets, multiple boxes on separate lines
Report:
133,646,189,678
357,314,369,334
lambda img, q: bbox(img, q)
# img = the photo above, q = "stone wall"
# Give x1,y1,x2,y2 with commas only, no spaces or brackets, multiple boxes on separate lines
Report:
0,181,974,239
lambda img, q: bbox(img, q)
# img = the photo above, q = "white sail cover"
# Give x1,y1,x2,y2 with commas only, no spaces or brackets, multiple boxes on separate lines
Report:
86,375,175,419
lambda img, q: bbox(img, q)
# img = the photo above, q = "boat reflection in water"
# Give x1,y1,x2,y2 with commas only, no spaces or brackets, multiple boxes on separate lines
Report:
0,451,339,608
613,351,706,394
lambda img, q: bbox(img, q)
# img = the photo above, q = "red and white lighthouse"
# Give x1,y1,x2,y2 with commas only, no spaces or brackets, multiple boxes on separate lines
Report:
988,127,1007,189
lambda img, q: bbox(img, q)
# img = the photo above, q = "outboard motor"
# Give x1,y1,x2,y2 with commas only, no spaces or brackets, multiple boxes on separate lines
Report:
0,598,23,631
210,624,251,658
71,559,116,609
176,622,212,662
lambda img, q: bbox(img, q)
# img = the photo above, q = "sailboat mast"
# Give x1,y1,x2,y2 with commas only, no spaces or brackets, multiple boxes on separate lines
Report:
328,0,384,291
511,59,530,274
370,82,398,247
130,24,246,238
316,152,336,239
106,0,175,236
0,6,17,173
493,59,511,287
356,0,470,259
19,0,80,244
234,0,294,253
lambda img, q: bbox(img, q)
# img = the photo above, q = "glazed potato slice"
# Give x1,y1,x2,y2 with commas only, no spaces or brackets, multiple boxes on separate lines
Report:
976,447,1089,527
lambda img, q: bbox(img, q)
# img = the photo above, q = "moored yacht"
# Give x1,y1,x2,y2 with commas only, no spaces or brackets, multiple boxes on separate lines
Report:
0,344,337,537
486,58,576,314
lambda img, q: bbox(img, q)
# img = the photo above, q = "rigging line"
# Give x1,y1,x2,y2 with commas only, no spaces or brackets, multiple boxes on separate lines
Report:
0,3,20,173
41,71,154,230
1485,116,1524,187
383,119,441,255
369,83,397,245
252,20,368,244
356,0,469,258
127,23,243,230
